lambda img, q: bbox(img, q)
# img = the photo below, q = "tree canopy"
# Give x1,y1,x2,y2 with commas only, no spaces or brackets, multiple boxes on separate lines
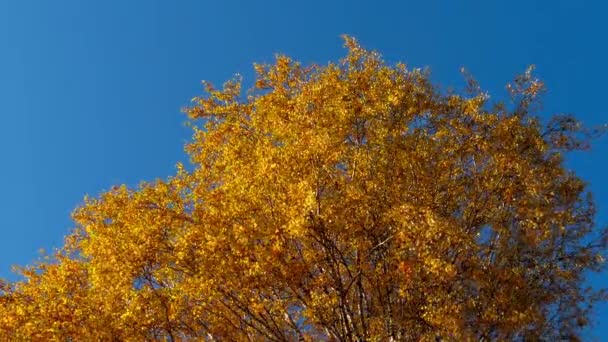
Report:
1,37,606,341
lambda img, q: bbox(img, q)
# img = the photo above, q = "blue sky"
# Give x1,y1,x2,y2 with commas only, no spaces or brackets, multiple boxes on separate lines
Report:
1,0,606,337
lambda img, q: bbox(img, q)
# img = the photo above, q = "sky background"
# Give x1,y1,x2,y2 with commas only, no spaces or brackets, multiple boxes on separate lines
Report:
1,0,606,337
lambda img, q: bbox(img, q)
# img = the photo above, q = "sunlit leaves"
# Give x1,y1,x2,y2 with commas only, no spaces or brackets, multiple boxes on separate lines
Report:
0,37,605,341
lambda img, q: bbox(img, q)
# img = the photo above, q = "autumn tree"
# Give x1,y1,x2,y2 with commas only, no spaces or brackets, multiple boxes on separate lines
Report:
1,37,606,341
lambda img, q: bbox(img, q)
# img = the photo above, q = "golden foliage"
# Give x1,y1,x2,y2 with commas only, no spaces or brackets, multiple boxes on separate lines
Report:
1,37,606,341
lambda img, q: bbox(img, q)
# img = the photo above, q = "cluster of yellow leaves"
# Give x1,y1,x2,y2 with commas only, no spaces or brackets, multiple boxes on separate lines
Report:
0,36,606,341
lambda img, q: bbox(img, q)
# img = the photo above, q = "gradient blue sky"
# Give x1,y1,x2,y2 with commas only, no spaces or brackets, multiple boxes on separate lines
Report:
1,0,606,337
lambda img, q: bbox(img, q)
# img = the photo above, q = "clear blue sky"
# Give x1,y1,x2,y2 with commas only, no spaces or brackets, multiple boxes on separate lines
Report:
1,0,606,337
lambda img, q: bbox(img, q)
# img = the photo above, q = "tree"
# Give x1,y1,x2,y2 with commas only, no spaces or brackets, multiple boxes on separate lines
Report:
1,37,606,341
